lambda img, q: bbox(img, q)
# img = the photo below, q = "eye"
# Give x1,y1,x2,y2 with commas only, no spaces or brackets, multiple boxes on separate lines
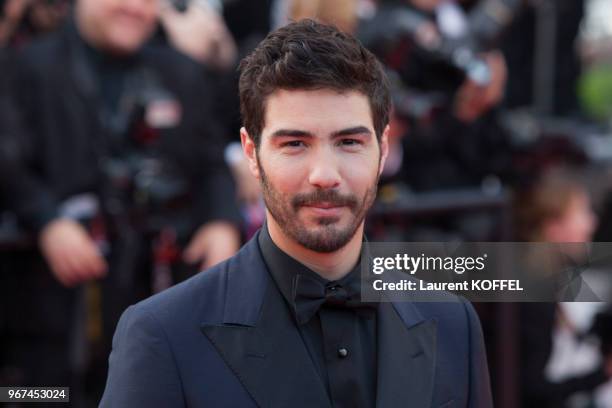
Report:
339,138,363,147
280,140,306,149
276,136,311,154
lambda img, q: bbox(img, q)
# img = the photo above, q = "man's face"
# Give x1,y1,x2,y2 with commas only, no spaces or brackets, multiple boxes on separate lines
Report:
544,192,597,244
242,89,388,253
77,0,158,54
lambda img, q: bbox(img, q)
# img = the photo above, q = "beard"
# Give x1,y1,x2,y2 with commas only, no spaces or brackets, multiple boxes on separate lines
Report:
258,160,379,253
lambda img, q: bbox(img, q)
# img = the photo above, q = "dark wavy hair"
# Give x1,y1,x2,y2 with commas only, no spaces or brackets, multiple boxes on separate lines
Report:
239,19,391,147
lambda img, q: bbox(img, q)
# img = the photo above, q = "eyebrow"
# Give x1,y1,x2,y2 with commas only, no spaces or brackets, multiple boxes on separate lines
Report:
270,126,373,139
271,129,313,138
331,126,373,138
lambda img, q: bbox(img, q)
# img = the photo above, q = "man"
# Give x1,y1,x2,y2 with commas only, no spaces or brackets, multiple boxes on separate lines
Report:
101,20,492,407
0,0,239,392
4,0,240,286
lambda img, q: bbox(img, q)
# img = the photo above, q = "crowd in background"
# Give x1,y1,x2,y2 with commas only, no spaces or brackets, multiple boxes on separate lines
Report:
1,0,612,407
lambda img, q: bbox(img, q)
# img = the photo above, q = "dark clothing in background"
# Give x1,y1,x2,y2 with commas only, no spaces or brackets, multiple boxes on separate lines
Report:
500,0,585,116
0,48,17,207
1,46,77,395
222,0,272,45
0,249,77,387
1,20,239,234
396,108,512,191
519,303,608,408
258,225,377,408
0,18,239,399
2,49,73,390
215,0,275,143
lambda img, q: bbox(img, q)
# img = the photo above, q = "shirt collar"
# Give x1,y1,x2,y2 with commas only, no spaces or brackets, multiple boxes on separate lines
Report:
257,222,362,308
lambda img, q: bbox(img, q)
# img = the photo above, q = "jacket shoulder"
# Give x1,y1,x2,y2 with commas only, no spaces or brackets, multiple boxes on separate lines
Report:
128,234,267,330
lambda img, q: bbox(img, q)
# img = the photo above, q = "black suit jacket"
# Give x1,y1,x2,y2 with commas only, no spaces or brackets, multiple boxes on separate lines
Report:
0,20,238,235
520,303,608,407
101,230,493,407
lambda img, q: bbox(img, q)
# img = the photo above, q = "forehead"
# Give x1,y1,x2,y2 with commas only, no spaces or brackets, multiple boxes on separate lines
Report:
262,88,374,137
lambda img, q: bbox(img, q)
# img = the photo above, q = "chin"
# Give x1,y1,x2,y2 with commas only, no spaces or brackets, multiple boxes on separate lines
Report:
302,215,344,229
107,42,142,55
306,221,354,238
106,32,148,54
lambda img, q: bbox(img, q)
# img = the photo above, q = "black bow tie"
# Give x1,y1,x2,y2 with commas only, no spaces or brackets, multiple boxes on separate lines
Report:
292,273,377,325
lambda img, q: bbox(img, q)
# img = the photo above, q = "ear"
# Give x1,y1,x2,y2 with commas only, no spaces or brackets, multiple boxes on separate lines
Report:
378,124,390,177
241,127,261,179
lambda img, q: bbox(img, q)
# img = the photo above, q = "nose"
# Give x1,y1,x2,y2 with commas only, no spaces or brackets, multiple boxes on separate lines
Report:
307,149,342,190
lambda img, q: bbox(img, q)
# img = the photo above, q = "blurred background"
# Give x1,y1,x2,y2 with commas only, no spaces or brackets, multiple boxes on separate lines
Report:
2,0,612,406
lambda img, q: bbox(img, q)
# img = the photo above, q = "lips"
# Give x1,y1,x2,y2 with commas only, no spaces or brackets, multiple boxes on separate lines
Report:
292,192,357,214
306,202,342,209
302,203,345,217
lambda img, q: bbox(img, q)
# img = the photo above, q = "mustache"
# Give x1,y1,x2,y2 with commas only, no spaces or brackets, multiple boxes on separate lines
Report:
292,190,358,209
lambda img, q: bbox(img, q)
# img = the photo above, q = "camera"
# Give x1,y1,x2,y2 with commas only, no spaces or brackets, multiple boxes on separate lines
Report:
97,67,191,236
359,5,491,87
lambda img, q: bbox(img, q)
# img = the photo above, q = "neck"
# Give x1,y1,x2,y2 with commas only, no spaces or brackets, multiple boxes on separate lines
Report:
266,213,363,281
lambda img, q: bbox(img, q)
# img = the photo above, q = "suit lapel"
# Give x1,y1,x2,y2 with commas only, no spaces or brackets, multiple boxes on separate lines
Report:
376,301,437,408
200,233,438,407
201,234,331,408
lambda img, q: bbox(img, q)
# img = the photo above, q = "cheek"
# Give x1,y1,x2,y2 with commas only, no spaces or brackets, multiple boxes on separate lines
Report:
262,154,308,193
563,214,593,242
575,213,595,239
340,154,380,187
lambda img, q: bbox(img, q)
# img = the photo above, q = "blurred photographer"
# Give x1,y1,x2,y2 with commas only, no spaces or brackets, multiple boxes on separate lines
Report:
0,0,240,396
513,170,612,407
501,0,585,116
359,0,515,190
